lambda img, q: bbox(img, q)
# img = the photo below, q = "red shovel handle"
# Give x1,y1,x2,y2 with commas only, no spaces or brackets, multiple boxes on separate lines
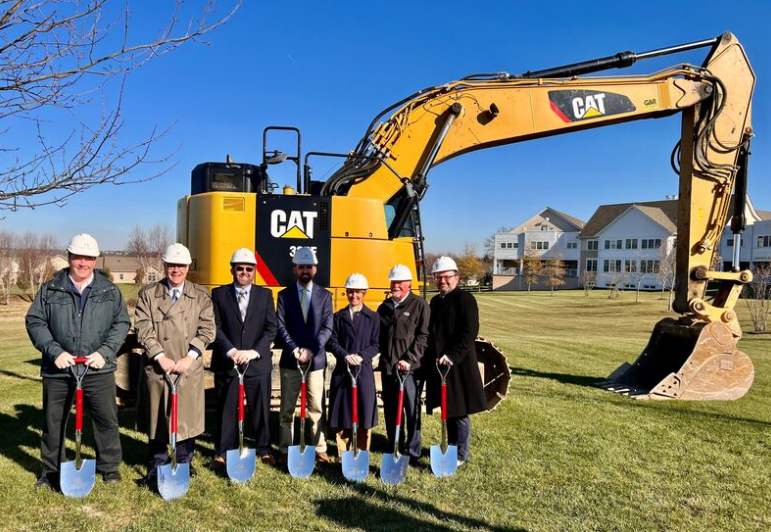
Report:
171,389,178,435
300,381,307,420
395,388,405,428
75,388,84,431
351,384,359,425
238,381,245,423
441,382,447,421
73,357,88,364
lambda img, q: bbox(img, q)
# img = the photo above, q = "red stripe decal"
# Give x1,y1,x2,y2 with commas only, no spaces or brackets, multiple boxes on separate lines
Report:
253,249,280,286
550,100,572,123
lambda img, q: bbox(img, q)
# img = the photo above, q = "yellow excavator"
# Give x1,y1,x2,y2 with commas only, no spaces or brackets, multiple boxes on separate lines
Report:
176,31,755,402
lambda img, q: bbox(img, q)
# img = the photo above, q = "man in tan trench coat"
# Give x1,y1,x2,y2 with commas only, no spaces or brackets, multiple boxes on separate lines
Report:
134,243,216,485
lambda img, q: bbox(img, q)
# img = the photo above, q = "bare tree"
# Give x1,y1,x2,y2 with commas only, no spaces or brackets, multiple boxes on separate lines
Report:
657,241,676,310
148,224,172,271
745,264,771,334
126,225,159,285
16,232,57,300
483,226,514,257
522,250,543,293
0,0,240,210
0,231,17,304
581,270,596,298
543,256,565,295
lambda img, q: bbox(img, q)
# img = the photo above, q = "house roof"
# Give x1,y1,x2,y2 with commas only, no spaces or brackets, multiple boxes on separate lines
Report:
579,200,678,238
546,207,585,230
506,206,585,234
96,255,159,273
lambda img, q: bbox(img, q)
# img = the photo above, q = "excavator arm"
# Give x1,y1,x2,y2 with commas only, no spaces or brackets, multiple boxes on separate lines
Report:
325,32,756,400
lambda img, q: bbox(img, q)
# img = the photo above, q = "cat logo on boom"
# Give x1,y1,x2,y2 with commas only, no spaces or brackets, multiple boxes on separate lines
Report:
548,90,636,123
270,209,318,239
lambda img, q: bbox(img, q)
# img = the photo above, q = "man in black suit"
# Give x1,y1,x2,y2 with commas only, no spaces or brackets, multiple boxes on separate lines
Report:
209,248,278,469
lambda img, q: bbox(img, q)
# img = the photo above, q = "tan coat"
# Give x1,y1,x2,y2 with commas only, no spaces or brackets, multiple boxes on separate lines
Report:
134,280,216,441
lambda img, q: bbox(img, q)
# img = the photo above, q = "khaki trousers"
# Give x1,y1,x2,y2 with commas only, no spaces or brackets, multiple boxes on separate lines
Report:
334,428,371,458
279,367,327,453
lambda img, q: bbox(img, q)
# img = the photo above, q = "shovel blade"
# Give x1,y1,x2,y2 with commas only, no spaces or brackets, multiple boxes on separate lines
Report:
158,462,190,500
342,450,370,482
287,446,315,478
225,448,256,483
380,453,409,485
60,459,96,498
430,445,458,478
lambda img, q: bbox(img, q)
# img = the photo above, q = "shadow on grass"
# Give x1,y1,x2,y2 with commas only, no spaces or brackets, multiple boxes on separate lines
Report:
0,404,43,475
0,368,41,382
315,482,530,532
510,366,604,388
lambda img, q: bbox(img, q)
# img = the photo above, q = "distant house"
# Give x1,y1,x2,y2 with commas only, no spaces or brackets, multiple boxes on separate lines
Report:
95,255,161,284
493,207,585,291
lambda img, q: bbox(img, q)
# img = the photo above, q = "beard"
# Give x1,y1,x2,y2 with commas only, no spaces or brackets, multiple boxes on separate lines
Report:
298,271,313,284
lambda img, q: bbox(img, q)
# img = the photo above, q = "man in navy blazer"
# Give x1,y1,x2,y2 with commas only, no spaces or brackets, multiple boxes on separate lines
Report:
275,246,334,464
209,248,278,469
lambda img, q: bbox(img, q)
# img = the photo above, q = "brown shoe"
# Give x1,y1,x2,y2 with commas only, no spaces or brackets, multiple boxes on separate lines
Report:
207,456,226,471
276,453,288,466
260,454,276,465
316,452,330,464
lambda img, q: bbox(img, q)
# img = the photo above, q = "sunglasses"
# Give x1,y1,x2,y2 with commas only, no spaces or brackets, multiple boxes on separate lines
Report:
235,266,254,273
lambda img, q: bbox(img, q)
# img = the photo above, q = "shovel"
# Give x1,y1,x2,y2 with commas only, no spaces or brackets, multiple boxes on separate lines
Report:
430,362,458,478
380,370,409,485
60,357,96,498
226,361,256,482
288,361,315,478
342,363,369,482
158,373,190,500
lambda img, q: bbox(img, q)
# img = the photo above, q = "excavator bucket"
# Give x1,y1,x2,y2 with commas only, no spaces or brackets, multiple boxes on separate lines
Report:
601,317,754,400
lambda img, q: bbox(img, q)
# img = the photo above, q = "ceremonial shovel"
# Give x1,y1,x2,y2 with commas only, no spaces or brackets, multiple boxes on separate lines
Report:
342,363,369,482
158,373,190,500
226,361,256,482
60,358,96,498
430,362,458,478
288,361,315,478
380,370,409,485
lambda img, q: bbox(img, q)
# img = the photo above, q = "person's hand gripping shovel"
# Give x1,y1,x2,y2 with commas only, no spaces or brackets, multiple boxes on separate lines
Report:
226,361,256,482
60,358,96,498
380,369,409,485
288,360,315,478
342,363,369,482
158,373,189,500
430,360,458,478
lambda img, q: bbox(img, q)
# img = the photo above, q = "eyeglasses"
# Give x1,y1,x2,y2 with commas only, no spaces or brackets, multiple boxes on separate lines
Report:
235,266,254,272
433,274,457,282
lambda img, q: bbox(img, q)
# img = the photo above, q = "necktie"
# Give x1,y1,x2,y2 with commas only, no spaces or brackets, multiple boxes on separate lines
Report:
300,288,309,322
172,289,179,304
237,289,247,320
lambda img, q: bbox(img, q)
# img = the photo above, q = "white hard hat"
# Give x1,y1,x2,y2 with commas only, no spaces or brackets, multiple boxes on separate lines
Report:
230,247,257,265
344,273,369,290
432,256,458,273
388,264,413,282
67,233,100,258
292,246,318,266
162,243,192,265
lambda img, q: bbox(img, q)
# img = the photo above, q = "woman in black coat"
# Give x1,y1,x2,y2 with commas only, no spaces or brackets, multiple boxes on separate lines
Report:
327,274,380,458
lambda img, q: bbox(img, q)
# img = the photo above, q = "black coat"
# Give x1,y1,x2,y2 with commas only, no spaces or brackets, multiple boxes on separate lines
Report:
425,289,487,418
377,292,430,376
211,284,278,377
327,305,379,429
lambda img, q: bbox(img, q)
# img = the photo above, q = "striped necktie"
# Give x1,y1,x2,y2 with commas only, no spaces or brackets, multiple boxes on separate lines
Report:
172,289,180,305
237,288,247,320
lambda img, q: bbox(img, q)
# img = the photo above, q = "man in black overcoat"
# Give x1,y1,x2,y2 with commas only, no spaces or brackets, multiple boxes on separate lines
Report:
209,248,278,469
425,256,487,466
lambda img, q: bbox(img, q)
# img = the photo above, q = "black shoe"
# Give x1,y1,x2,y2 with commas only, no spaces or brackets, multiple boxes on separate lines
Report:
409,456,420,467
34,473,54,488
137,470,157,488
102,471,122,483
189,463,197,478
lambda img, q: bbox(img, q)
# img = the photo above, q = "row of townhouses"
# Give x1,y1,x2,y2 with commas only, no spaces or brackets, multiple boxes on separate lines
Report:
493,197,771,291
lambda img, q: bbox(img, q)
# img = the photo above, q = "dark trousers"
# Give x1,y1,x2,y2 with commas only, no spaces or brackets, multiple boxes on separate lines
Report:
382,373,423,459
213,371,271,456
447,415,471,461
147,437,196,477
41,372,122,475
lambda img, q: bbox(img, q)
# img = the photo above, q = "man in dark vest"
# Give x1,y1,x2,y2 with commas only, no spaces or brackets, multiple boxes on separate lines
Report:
208,248,278,470
426,256,487,467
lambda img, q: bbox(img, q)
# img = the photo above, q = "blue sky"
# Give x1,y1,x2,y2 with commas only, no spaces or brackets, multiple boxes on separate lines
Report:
3,0,769,253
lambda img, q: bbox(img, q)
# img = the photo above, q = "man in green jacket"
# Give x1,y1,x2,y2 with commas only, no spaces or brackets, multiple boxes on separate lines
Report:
26,234,130,489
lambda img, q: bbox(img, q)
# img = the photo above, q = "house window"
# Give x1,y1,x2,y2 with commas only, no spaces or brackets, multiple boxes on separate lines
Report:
567,242,577,249
119,273,124,280
512,242,518,249
605,239,623,250
587,240,598,251
641,238,663,249
603,260,622,273
757,235,771,248
586,259,597,272
625,239,638,249
640,260,660,274
541,225,550,231
624,260,637,273
500,243,506,249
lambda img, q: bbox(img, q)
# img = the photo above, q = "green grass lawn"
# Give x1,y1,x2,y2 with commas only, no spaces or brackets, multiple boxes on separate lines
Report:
0,290,769,532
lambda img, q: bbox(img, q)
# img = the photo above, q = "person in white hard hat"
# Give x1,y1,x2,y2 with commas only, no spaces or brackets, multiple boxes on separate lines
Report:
134,243,216,486
327,273,380,458
275,246,333,465
26,233,130,489
377,264,430,466
208,248,278,470
425,256,487,468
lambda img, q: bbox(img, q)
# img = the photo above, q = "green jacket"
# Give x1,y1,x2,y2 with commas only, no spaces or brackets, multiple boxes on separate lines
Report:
26,268,130,379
